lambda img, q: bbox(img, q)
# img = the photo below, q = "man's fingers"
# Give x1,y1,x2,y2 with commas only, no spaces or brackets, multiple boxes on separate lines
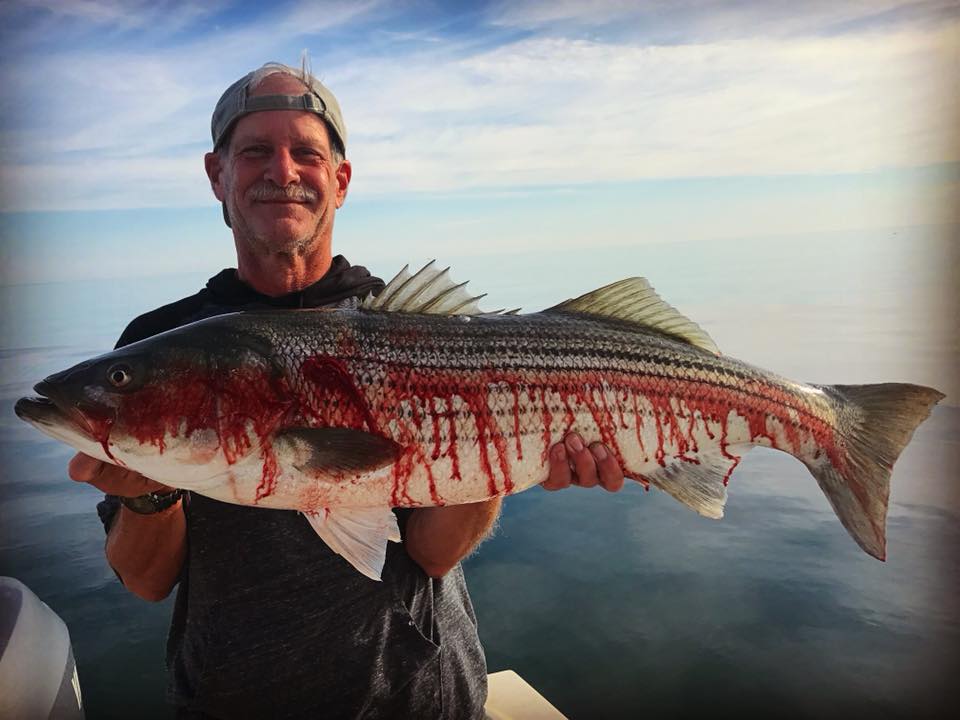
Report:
68,453,106,483
565,433,598,488
590,443,625,492
542,443,572,491
67,452,171,496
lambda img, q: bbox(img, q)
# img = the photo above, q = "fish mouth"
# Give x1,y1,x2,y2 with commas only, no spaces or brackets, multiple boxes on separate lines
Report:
14,395,65,427
15,381,109,440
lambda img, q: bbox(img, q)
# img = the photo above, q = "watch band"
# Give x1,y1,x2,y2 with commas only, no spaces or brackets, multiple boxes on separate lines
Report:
120,489,184,515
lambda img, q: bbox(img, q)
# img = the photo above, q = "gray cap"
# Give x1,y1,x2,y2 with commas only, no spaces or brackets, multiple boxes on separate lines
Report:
211,62,347,152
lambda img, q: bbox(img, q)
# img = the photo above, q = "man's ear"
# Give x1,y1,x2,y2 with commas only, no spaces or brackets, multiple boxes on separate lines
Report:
204,152,227,202
335,159,352,208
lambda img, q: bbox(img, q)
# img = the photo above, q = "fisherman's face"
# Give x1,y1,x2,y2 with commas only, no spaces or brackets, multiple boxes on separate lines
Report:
205,75,350,261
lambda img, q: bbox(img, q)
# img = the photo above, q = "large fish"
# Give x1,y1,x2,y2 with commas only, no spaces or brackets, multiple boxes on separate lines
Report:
15,263,944,579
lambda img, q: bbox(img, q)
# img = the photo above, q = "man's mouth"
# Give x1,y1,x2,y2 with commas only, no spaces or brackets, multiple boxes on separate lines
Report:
248,184,317,204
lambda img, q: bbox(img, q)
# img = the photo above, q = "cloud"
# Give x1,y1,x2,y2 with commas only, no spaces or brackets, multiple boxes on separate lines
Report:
0,1,957,211
276,0,384,34
341,22,959,194
488,0,960,39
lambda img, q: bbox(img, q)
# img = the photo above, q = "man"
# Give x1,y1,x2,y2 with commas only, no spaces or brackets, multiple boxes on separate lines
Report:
68,62,624,718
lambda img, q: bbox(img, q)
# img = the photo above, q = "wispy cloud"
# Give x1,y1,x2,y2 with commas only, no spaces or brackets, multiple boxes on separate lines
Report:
488,0,959,39
16,0,218,30
1,0,957,211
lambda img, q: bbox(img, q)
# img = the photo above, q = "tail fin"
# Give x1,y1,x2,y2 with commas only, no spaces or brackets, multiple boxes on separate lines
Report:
807,383,944,560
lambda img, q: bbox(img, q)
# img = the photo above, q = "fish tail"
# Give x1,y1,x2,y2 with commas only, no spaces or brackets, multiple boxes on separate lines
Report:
808,383,944,560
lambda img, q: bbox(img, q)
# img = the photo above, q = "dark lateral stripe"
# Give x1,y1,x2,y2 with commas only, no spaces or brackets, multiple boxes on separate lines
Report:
362,362,832,437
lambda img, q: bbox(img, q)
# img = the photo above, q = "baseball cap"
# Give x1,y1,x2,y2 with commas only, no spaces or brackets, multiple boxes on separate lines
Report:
211,62,347,153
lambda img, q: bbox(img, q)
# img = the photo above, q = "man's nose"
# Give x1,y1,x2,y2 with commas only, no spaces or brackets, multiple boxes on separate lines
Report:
264,148,299,186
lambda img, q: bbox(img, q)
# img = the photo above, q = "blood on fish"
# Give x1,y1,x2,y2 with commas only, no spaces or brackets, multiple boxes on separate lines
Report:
447,405,462,481
510,382,523,460
302,355,379,433
539,386,553,464
429,396,443,461
105,333,846,509
629,392,647,461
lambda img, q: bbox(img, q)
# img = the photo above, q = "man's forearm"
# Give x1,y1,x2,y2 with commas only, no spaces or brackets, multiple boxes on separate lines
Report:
105,502,187,602
404,497,502,578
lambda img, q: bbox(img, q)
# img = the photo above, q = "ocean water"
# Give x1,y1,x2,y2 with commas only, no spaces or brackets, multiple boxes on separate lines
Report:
0,231,957,718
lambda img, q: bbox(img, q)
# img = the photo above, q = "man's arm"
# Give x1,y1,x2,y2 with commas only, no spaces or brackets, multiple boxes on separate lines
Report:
404,498,503,579
404,432,625,578
69,453,186,602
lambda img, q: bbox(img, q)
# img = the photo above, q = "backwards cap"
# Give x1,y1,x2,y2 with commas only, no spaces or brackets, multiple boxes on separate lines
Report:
211,62,347,152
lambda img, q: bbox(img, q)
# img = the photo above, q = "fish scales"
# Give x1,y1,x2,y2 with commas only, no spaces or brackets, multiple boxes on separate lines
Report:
16,263,943,578
229,310,842,509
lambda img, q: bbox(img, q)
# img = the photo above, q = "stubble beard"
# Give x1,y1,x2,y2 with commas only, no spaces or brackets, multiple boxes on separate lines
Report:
229,196,327,259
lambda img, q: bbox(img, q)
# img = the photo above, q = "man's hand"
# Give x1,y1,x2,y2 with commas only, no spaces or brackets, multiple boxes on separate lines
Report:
69,452,186,602
542,432,625,492
68,452,172,497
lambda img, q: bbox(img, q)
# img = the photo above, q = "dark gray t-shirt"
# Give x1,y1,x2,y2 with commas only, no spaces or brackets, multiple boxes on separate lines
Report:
98,258,488,718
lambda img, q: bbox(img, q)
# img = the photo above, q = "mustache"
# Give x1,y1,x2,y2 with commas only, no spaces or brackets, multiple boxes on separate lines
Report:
247,183,317,202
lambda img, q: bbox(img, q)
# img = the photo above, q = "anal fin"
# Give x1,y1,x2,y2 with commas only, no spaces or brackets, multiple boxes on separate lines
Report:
303,507,402,581
642,446,751,519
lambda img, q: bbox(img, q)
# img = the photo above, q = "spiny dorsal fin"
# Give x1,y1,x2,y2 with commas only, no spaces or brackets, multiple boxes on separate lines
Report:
363,260,511,316
544,277,720,354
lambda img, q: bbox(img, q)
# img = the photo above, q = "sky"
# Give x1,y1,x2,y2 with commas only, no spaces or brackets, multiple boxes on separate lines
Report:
0,0,957,284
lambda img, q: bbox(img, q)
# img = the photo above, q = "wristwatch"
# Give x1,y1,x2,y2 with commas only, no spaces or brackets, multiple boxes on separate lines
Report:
120,489,184,515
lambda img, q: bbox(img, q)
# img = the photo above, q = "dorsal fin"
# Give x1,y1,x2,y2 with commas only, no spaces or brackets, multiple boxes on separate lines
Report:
544,277,720,354
363,260,508,315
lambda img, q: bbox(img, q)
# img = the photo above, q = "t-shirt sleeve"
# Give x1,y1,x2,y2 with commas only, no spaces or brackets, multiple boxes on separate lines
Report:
97,494,122,534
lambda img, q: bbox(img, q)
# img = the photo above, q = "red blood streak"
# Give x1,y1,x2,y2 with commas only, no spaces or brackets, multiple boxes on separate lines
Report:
301,356,379,433
510,382,523,460
652,406,667,467
429,397,443,461
81,413,122,465
539,385,553,464
257,440,280,500
447,405,462,482
629,392,647,460
112,363,295,500
686,408,699,453
391,450,416,505
491,424,514,494
380,366,525,498
717,409,741,486
577,378,626,468
461,390,499,496
374,362,842,504
423,454,442,505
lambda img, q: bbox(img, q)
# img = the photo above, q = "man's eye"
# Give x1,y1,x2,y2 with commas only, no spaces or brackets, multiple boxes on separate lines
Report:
241,145,269,156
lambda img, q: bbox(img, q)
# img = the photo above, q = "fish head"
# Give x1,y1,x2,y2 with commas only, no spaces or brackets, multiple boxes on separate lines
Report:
15,318,290,484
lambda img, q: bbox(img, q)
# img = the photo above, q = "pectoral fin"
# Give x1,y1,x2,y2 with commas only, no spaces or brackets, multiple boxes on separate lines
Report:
303,507,402,581
275,427,401,474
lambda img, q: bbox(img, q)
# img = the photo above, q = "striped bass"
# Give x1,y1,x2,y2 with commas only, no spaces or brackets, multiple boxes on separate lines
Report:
14,262,944,579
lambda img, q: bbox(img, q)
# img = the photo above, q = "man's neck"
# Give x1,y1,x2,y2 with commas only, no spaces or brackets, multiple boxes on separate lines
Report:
236,247,334,297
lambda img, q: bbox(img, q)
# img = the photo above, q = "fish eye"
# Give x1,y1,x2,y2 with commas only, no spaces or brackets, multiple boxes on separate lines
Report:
107,363,134,388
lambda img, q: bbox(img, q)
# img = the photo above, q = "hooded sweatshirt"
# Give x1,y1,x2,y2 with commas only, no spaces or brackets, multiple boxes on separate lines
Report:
97,256,488,719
